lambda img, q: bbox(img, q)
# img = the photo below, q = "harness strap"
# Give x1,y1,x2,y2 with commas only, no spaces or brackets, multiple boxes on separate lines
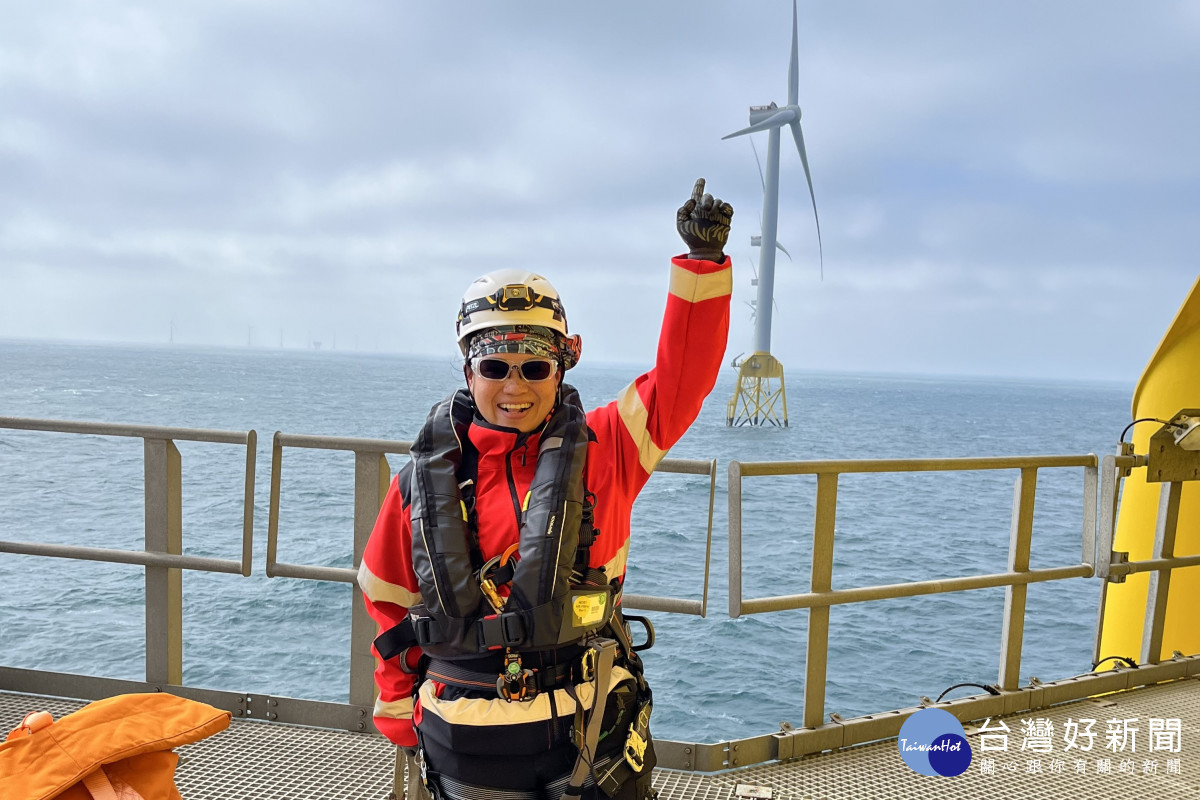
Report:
603,615,646,691
425,659,579,694
562,639,617,799
82,767,131,800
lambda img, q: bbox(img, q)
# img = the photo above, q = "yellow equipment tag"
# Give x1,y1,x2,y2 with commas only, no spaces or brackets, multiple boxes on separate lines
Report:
571,592,607,626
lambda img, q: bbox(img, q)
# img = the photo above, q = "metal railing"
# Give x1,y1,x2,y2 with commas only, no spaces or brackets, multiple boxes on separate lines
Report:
4,416,1200,774
267,432,411,716
1094,445,1200,666
730,455,1098,726
0,417,256,689
660,450,1200,772
617,456,718,617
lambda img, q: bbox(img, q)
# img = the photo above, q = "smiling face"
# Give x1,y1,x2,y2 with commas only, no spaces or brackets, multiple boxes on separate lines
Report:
467,353,561,433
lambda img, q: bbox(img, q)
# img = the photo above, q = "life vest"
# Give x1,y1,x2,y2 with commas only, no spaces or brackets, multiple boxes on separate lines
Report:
0,693,231,800
377,384,616,661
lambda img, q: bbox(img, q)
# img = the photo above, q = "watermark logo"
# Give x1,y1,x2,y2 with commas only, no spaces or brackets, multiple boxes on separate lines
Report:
898,708,973,776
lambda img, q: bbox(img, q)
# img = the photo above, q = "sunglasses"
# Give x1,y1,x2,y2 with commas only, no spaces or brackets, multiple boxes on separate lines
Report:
472,357,558,382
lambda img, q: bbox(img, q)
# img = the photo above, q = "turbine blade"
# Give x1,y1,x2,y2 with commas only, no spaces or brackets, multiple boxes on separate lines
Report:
749,136,766,192
788,0,799,107
722,108,796,140
776,241,792,261
790,119,824,278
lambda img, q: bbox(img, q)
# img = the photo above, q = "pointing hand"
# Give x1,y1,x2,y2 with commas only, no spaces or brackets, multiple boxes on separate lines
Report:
677,178,734,263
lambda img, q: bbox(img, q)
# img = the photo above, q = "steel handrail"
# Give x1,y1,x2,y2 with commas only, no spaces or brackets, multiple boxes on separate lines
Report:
0,416,250,444
729,454,1100,618
0,416,256,577
728,452,1101,736
0,416,257,689
266,431,410,583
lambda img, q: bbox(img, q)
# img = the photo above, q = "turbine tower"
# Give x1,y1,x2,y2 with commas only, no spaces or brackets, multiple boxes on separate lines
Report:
724,0,822,427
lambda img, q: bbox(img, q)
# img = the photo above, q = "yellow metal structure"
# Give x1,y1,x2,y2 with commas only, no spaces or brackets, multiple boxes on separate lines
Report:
1099,274,1200,663
726,352,788,427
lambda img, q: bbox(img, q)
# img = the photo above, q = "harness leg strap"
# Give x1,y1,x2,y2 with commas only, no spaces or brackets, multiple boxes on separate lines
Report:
562,639,617,798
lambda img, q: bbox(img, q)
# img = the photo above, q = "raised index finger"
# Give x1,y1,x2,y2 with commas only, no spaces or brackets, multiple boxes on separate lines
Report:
691,178,706,203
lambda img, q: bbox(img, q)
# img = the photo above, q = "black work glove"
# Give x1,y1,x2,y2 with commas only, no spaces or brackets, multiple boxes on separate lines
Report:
677,178,734,263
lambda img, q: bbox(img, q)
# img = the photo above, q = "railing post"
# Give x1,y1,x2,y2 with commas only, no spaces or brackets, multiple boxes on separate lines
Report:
351,451,391,709
144,438,183,685
1082,459,1098,574
1094,454,1120,581
1092,452,1129,665
998,467,1037,691
1140,481,1182,665
804,472,837,729
266,433,284,578
1092,454,1121,665
700,459,717,618
240,431,257,577
728,461,743,618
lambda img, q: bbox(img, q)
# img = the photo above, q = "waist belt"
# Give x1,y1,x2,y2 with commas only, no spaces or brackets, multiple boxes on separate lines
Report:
425,658,581,694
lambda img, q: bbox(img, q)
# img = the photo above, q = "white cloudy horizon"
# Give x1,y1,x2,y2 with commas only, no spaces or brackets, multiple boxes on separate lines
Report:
1,1,1197,383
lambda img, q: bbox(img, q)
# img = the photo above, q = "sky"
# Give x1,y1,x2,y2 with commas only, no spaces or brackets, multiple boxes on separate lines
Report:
1,0,1197,382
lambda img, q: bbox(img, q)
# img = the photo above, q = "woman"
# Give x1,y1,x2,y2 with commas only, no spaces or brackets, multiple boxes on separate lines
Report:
359,179,733,800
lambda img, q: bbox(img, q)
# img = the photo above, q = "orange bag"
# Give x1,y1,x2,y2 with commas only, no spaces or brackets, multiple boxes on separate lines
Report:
0,692,231,800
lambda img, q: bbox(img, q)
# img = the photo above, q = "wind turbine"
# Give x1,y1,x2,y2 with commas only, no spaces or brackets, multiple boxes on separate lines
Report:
723,0,822,427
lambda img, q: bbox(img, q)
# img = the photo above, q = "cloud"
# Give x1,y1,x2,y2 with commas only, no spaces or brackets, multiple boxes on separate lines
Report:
0,0,1195,381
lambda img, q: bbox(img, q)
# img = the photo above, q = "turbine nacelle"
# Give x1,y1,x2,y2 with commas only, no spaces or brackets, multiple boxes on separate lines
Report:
723,107,797,140
748,103,778,125
747,102,802,128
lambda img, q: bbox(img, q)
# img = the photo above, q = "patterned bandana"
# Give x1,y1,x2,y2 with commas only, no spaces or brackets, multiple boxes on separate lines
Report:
466,325,581,370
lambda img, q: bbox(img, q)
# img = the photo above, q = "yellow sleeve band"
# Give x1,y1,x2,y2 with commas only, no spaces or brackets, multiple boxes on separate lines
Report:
600,542,629,583
374,696,414,720
617,382,667,475
668,263,733,303
357,562,422,609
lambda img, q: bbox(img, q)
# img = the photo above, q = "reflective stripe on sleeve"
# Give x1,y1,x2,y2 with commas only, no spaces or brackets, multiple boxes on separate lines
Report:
668,262,733,303
374,696,414,720
357,562,422,608
616,382,667,475
600,542,629,583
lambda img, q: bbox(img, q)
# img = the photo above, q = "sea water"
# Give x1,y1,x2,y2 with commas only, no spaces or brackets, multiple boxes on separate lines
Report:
0,340,1133,743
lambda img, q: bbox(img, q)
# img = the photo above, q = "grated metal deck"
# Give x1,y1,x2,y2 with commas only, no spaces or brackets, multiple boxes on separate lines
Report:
3,678,1199,799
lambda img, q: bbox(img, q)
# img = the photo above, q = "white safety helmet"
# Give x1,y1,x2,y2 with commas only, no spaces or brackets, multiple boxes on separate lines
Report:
456,269,571,356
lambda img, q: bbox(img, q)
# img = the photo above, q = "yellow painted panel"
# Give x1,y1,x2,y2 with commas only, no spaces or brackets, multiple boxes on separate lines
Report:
1100,275,1200,664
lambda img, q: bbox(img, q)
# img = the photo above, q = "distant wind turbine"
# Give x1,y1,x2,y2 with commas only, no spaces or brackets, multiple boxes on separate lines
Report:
723,0,823,427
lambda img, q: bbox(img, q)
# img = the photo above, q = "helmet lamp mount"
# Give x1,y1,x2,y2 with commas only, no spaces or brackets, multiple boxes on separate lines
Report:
455,270,577,367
